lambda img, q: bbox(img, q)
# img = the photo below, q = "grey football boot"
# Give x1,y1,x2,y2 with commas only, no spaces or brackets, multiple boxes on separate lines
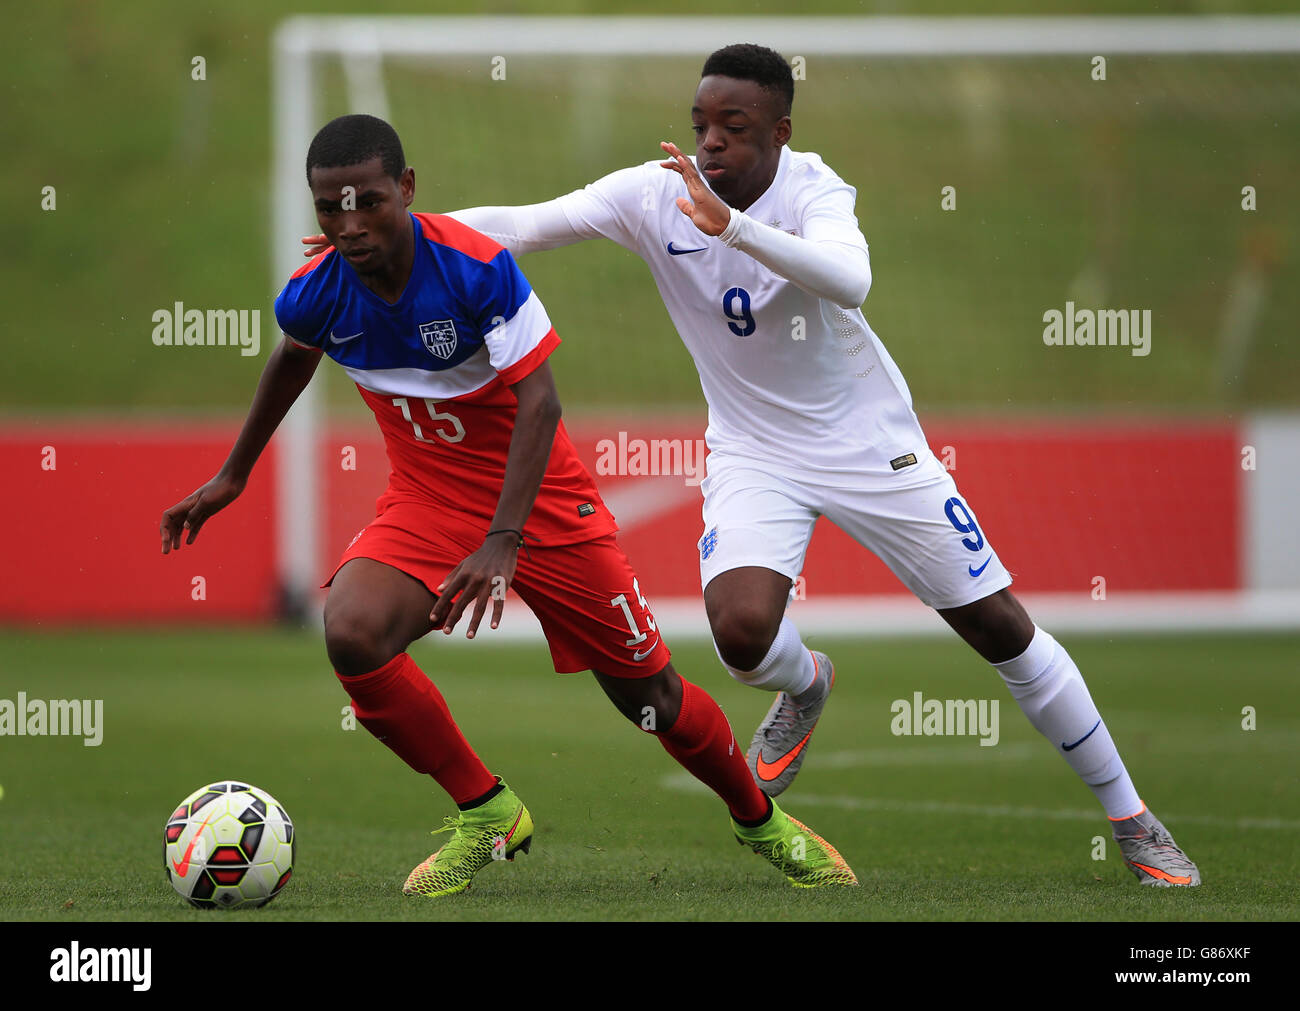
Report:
1112,807,1201,886
746,651,834,797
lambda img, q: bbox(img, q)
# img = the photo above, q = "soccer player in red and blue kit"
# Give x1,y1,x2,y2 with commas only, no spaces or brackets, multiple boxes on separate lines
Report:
159,114,856,896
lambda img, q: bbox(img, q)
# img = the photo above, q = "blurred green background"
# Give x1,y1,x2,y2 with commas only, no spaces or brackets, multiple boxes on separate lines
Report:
6,0,1298,416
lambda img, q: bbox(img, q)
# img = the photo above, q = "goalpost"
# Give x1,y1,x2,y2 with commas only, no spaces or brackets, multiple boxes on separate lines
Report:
270,16,1300,633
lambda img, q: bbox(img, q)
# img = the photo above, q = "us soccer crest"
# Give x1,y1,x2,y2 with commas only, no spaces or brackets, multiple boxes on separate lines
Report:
419,319,458,360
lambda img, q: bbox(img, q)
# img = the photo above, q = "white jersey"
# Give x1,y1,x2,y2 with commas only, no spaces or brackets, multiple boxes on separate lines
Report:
452,146,940,489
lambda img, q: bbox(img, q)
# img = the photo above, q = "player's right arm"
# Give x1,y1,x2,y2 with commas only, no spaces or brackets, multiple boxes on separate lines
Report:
442,201,588,254
159,335,322,553
301,165,653,258
298,203,579,257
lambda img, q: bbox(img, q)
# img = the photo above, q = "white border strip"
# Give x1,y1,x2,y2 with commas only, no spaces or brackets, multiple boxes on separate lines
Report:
1245,413,1300,591
272,16,1300,618
414,591,1300,645
276,16,1300,57
270,37,319,620
660,773,1300,830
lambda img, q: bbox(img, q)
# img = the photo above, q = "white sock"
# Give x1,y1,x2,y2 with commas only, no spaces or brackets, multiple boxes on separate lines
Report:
719,616,816,695
993,626,1143,820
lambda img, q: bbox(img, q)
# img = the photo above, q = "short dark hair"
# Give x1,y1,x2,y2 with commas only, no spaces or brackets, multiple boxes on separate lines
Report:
701,44,794,117
305,114,406,183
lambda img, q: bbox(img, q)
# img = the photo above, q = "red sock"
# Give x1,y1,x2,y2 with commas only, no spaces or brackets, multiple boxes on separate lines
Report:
336,653,496,805
655,676,770,823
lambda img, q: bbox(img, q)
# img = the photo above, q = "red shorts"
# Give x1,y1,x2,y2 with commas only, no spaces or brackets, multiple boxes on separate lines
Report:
322,497,672,679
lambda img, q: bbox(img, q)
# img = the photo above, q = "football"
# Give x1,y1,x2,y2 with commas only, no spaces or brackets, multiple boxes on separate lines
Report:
164,781,296,909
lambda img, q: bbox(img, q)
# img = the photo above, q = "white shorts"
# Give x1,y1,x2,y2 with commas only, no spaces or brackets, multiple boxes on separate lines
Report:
697,453,1013,611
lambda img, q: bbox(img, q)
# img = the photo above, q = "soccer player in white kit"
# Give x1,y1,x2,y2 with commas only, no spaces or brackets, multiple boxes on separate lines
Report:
303,45,1199,887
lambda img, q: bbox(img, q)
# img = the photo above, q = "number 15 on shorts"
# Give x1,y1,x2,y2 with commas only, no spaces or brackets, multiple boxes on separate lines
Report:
610,578,658,654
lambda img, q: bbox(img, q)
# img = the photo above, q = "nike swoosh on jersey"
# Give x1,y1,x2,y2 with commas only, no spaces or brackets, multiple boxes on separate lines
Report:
666,242,709,256
1062,719,1102,752
968,557,992,577
632,639,660,661
330,330,364,344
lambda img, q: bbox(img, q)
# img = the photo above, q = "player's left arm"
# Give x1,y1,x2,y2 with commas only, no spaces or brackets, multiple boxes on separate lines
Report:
429,360,562,639
659,141,871,309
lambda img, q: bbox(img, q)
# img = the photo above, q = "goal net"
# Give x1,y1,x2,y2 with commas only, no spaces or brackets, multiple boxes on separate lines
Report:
270,16,1300,633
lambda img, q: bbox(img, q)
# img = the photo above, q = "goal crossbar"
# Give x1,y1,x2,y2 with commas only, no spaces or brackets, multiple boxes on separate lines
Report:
269,15,1300,623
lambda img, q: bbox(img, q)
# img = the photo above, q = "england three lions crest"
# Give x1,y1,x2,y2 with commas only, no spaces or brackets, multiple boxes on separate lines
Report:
420,319,458,360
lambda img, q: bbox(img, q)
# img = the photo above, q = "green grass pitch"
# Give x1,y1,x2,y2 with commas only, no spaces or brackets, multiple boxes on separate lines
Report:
1,627,1296,921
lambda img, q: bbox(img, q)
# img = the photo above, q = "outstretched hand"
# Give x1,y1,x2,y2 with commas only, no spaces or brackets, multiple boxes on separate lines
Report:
160,472,246,553
429,535,520,639
301,235,331,257
659,141,731,237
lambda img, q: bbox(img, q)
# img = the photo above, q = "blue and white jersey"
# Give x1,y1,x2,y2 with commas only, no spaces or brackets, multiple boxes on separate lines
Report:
273,211,615,544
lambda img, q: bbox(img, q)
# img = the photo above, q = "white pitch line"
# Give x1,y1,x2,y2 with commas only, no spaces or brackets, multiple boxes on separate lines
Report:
659,773,1300,830
811,743,1041,767
403,591,1300,643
